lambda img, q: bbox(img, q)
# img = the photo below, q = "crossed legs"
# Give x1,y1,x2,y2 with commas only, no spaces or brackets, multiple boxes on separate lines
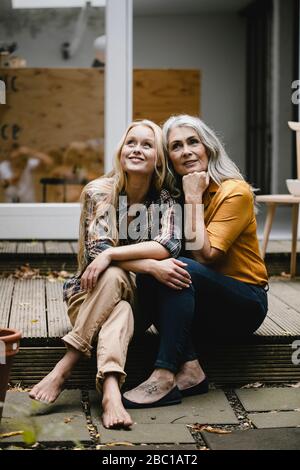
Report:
29,267,135,428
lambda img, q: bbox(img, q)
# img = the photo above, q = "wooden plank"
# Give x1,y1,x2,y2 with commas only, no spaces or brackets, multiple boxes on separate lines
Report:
0,241,17,253
263,240,300,253
281,281,300,294
133,69,200,125
71,242,78,254
265,293,300,335
9,345,300,386
17,241,44,254
0,278,14,328
9,279,47,339
0,68,104,158
44,241,73,255
270,281,300,312
46,280,71,338
255,315,290,337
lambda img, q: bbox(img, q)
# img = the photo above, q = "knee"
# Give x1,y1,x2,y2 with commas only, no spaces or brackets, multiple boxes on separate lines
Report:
178,256,209,278
95,266,131,294
136,272,160,291
100,266,128,284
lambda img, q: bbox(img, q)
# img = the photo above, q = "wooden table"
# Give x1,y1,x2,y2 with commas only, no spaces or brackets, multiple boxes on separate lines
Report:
256,194,300,277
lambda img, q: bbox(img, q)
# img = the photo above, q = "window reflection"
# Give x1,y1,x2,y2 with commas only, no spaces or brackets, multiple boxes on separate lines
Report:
0,2,105,203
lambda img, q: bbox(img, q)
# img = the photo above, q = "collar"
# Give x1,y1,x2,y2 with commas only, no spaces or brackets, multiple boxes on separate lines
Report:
203,180,220,209
207,180,219,194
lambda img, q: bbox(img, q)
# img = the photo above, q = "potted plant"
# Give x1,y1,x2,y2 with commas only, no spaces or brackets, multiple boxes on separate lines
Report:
0,328,22,422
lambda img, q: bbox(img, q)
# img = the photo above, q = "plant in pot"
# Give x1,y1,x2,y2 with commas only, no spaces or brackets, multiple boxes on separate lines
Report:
0,328,22,422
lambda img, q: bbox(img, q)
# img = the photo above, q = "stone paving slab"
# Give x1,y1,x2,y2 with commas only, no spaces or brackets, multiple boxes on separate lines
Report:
202,428,300,450
236,388,300,411
0,390,90,445
90,390,238,425
249,411,300,428
97,424,195,445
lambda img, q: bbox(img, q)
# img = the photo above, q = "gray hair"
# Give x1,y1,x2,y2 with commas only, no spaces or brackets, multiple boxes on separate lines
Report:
162,114,245,185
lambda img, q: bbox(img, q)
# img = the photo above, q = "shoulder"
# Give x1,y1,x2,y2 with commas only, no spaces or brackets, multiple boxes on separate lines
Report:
219,179,253,200
84,176,115,202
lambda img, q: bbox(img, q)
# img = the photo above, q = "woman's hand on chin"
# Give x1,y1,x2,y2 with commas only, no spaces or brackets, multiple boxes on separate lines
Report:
148,258,192,290
183,171,209,202
80,250,112,292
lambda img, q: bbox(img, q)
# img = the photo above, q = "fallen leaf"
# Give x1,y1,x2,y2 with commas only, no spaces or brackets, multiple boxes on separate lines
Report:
280,272,291,279
31,319,39,324
187,424,231,434
64,417,72,424
104,442,135,447
284,382,300,388
13,264,41,280
0,431,24,439
241,382,263,389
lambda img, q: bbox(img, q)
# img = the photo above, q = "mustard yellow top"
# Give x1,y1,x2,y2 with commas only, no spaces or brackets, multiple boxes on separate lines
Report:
202,179,268,286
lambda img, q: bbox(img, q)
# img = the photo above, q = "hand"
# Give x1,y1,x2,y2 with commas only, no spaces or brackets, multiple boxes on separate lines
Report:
80,250,112,292
149,258,192,290
183,171,209,201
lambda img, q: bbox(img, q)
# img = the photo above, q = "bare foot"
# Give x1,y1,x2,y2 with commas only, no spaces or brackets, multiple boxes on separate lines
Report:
29,347,81,403
176,360,206,391
29,370,66,404
101,374,133,429
123,369,176,405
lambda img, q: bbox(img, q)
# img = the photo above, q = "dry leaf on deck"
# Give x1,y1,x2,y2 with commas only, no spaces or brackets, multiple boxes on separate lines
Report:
0,431,24,439
284,382,300,388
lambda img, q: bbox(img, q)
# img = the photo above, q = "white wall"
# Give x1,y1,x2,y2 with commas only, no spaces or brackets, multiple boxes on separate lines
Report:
133,13,247,172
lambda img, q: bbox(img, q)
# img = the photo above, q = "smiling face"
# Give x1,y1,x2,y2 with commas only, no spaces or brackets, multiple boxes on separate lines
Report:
120,125,158,177
168,126,209,176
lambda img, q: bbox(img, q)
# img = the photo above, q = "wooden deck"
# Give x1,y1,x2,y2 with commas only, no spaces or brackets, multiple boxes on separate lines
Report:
0,240,78,254
0,276,299,387
0,278,300,344
0,239,299,255
1,240,299,276
1,240,300,386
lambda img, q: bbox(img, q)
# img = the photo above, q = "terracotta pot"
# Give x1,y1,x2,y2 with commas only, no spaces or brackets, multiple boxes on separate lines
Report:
0,328,22,422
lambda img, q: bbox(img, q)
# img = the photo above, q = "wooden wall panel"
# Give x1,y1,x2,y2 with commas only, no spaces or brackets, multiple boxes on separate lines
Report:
133,69,200,125
0,68,104,157
0,68,200,202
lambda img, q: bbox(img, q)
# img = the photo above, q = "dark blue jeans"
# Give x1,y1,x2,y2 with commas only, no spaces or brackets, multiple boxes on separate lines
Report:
136,257,268,374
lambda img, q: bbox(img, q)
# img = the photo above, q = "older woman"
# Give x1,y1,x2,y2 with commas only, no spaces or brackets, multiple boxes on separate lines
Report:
122,115,268,408
29,120,183,428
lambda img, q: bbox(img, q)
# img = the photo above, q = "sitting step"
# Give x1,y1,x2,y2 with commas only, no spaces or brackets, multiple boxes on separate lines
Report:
0,278,299,386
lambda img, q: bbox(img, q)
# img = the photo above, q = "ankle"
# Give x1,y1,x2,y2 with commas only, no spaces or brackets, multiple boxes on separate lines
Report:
102,374,121,395
151,369,176,385
179,360,204,375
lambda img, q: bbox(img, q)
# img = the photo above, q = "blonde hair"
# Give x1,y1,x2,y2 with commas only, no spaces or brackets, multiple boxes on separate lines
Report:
77,119,177,272
162,115,245,185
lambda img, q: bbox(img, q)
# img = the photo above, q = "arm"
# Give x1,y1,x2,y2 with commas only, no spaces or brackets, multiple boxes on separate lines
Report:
115,257,191,290
183,173,252,264
81,241,169,291
81,193,182,291
108,241,169,262
183,172,223,264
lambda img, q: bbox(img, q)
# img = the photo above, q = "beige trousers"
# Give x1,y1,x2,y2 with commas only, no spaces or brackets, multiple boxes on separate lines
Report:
62,266,136,391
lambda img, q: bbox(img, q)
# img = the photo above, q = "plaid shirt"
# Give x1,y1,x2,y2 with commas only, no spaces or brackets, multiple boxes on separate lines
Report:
63,179,181,302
